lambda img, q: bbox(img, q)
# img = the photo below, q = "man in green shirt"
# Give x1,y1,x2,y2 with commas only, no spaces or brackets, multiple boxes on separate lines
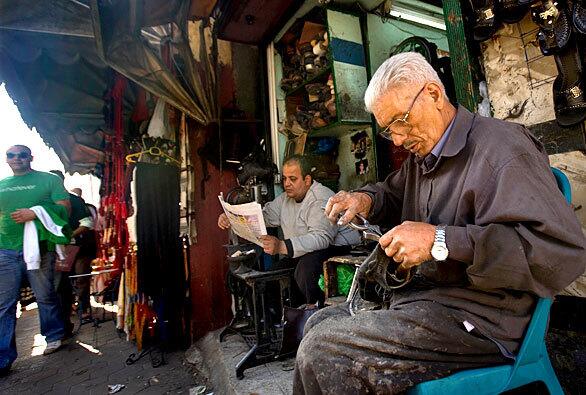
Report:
0,145,71,376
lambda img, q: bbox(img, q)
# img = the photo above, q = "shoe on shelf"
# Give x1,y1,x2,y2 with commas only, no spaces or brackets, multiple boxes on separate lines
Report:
43,340,62,355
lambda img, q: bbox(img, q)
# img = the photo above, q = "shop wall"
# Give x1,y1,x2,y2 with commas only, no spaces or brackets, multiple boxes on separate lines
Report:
188,125,237,339
366,13,448,75
366,9,448,178
480,14,556,126
187,26,263,339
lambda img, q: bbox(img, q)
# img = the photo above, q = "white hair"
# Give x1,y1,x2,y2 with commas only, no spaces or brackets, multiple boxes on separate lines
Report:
364,52,446,113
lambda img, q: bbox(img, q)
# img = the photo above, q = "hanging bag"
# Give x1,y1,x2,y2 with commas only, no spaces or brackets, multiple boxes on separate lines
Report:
55,244,81,272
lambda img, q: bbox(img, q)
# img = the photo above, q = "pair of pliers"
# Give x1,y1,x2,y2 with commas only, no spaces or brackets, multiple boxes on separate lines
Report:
345,214,382,242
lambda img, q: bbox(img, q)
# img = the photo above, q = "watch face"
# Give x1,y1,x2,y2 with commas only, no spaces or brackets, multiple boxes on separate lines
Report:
432,244,449,261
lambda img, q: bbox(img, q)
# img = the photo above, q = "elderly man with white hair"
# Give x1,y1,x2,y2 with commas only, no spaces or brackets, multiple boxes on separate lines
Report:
292,52,586,394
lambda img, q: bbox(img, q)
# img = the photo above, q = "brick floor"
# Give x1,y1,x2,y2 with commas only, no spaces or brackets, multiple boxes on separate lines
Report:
0,306,200,394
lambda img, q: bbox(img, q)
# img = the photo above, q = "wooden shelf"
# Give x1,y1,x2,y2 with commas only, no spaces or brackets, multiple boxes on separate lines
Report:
308,121,371,138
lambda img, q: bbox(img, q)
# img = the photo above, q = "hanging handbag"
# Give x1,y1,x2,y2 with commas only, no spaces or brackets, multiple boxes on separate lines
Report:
55,244,80,272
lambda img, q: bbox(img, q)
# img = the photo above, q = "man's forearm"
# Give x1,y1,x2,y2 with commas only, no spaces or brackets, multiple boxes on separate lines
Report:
72,226,90,238
56,199,71,215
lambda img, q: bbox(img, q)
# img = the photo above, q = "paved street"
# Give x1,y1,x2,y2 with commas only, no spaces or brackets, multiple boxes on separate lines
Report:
0,305,201,394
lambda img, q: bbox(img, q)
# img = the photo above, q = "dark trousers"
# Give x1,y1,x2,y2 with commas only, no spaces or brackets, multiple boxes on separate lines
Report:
55,254,92,329
293,301,509,394
279,246,350,306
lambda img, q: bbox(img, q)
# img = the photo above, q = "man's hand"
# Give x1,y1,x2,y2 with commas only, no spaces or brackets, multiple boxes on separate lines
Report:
378,221,436,272
218,213,231,230
324,191,373,225
259,235,287,255
11,209,36,223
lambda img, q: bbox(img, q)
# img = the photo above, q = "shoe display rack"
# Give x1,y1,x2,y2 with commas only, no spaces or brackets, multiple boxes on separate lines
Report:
273,6,377,191
277,7,372,137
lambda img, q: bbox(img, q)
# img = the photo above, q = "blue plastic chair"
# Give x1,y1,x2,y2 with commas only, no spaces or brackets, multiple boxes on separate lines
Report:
409,168,570,395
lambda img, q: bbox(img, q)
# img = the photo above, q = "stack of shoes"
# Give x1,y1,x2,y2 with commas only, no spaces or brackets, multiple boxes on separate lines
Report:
306,154,341,190
309,32,329,75
325,74,337,118
470,0,533,42
531,0,586,126
280,31,330,92
280,43,306,92
291,74,337,131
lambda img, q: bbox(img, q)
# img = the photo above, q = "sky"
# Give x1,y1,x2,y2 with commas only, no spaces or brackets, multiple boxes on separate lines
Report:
0,83,101,207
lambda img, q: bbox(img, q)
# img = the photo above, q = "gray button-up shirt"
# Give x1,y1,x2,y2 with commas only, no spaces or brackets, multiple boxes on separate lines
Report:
359,106,586,353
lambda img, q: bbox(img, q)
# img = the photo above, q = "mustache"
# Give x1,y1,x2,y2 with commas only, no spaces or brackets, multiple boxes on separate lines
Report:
403,140,417,150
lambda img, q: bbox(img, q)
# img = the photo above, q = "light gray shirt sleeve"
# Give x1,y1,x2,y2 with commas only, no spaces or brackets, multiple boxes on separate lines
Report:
262,194,283,228
289,199,337,258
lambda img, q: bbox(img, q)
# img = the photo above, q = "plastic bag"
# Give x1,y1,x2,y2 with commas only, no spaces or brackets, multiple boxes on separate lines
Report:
318,264,356,296
147,99,173,139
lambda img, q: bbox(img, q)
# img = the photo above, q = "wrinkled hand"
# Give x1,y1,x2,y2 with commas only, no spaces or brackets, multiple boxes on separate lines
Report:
379,221,435,272
217,213,231,230
324,191,372,225
10,209,36,223
259,235,286,256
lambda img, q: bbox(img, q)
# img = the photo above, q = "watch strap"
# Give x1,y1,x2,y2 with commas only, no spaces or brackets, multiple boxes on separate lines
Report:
434,224,446,244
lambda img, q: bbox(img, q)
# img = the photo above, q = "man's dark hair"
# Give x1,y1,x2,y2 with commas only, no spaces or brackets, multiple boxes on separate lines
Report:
283,154,312,179
49,170,65,180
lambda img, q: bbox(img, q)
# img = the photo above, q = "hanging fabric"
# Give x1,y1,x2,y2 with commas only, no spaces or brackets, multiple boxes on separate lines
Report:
135,162,187,347
99,74,129,273
146,99,174,140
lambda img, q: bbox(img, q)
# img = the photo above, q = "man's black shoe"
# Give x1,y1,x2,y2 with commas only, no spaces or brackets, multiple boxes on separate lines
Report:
0,365,11,378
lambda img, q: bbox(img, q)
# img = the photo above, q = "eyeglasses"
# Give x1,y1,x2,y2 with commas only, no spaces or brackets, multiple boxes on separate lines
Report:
6,152,30,159
379,85,426,141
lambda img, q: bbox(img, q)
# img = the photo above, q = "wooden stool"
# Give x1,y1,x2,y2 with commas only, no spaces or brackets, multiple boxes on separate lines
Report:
322,255,365,305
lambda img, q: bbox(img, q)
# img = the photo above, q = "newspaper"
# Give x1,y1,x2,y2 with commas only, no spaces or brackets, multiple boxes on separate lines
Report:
218,195,267,246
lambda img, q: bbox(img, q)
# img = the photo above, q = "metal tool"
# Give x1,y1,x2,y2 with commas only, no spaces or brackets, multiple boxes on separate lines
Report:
344,213,382,242
321,205,382,241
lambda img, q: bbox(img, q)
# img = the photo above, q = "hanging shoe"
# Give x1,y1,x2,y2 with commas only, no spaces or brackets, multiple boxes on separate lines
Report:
531,0,572,55
572,0,586,34
470,0,501,41
498,0,530,23
552,43,586,126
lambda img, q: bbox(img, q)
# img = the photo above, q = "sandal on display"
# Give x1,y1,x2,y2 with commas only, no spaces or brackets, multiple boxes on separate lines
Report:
572,0,586,34
552,43,586,126
531,0,572,55
498,0,530,24
470,0,501,41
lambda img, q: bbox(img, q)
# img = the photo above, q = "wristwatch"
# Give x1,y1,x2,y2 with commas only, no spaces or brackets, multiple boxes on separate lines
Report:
431,225,449,261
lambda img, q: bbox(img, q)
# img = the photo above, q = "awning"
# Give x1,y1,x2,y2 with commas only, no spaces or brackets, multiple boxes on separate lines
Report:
0,0,112,173
0,0,218,174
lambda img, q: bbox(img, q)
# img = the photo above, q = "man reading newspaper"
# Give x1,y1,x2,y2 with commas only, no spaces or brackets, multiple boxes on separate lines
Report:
218,154,360,306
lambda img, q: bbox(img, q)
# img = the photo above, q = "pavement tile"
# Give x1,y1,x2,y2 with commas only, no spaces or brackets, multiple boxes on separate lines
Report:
6,308,197,395
47,381,72,394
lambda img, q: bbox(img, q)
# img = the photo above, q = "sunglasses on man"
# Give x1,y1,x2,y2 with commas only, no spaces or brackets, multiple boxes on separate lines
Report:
6,152,31,159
